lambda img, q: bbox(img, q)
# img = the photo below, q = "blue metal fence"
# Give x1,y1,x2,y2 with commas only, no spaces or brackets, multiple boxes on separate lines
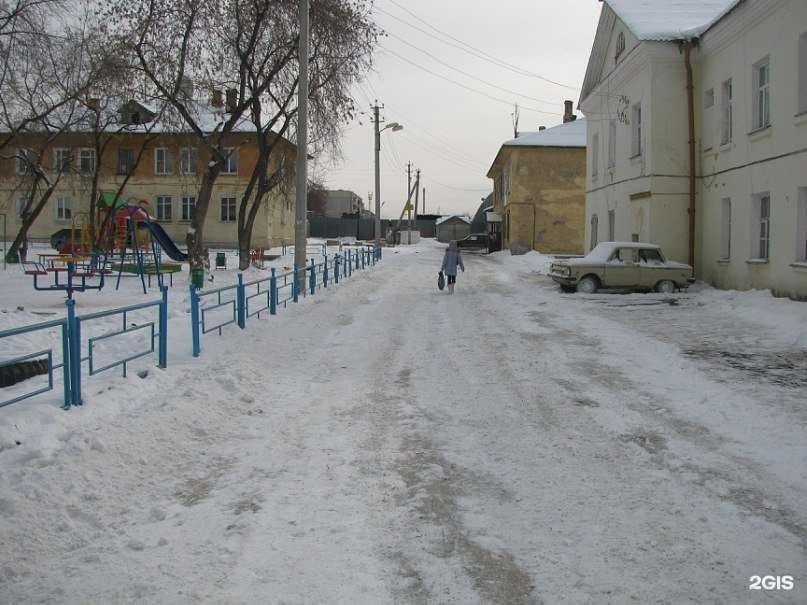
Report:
0,286,168,409
189,246,379,357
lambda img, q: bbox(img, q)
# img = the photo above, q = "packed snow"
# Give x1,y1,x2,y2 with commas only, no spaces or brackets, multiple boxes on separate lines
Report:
0,238,805,603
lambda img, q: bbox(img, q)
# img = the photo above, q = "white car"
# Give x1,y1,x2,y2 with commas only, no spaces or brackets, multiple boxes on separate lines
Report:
548,242,694,294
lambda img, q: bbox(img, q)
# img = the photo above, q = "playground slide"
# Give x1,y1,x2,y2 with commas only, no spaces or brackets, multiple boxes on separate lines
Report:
142,222,188,262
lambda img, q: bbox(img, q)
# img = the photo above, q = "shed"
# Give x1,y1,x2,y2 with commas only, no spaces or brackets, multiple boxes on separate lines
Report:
434,215,471,243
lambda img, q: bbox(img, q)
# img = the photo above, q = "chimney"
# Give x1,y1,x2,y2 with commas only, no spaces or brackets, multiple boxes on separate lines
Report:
225,88,237,113
212,89,223,108
563,100,576,123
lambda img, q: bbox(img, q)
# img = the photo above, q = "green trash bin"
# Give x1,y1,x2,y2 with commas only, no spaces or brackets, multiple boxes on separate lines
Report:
191,268,204,289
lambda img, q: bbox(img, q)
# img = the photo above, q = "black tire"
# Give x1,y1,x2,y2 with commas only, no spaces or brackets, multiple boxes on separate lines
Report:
577,275,599,294
654,279,676,293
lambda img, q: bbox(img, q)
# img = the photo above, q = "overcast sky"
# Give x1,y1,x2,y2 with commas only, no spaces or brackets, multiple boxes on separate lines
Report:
312,0,603,219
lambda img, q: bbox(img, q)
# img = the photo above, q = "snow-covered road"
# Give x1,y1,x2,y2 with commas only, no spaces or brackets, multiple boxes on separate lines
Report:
1,240,805,603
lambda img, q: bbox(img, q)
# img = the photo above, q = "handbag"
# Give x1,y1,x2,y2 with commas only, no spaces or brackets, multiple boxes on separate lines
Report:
437,271,445,291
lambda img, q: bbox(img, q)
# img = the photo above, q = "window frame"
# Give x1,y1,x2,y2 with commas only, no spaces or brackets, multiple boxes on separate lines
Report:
117,148,135,175
752,193,771,260
608,209,616,242
631,102,642,157
222,148,238,174
590,214,598,251
591,133,599,177
720,198,731,260
78,148,96,173
54,148,71,173
796,187,807,263
155,147,174,175
721,79,733,144
56,196,72,221
607,120,616,168
15,148,33,174
220,196,237,222
155,195,173,222
181,196,197,222
180,147,198,174
753,57,771,130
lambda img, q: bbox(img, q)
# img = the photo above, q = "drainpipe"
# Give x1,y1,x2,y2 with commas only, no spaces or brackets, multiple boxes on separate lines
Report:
683,40,698,268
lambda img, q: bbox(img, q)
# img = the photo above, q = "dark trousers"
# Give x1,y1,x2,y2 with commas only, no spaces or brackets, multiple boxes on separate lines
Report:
447,274,456,285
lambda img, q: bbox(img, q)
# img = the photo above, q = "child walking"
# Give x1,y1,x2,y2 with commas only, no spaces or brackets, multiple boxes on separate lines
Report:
440,240,465,293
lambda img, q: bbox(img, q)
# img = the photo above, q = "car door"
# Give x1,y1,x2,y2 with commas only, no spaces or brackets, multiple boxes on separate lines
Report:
602,247,640,287
638,247,667,288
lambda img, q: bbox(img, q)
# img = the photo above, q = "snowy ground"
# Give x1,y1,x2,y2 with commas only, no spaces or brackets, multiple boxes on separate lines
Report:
0,239,805,603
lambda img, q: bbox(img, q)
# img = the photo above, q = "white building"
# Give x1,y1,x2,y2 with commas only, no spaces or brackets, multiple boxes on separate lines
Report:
323,190,366,219
579,0,807,299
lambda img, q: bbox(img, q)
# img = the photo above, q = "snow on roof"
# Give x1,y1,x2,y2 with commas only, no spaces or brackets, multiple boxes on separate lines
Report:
435,215,471,226
503,118,587,148
606,0,740,41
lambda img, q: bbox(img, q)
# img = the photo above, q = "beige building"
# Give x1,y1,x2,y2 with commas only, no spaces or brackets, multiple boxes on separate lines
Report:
1,101,296,253
487,114,587,255
580,0,807,299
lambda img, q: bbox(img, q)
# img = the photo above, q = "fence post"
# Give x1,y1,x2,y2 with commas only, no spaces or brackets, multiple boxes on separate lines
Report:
323,255,329,288
293,263,299,302
190,284,201,357
65,299,82,406
334,255,340,284
60,321,71,409
159,285,168,368
361,249,365,270
309,258,316,295
347,250,352,277
270,268,277,315
237,273,246,329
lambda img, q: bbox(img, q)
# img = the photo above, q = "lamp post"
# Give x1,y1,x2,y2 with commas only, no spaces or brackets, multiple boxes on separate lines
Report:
373,103,402,250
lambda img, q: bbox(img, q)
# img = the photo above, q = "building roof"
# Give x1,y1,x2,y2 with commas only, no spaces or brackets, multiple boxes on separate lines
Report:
503,118,587,149
435,215,471,226
605,0,741,41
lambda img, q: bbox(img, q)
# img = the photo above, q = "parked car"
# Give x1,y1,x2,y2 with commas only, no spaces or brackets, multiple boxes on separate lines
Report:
548,242,694,294
455,233,488,249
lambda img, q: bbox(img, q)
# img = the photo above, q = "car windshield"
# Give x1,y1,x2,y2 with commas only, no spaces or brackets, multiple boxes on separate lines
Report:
639,248,664,264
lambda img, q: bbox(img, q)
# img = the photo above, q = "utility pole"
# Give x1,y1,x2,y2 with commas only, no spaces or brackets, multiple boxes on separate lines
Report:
294,0,309,291
422,187,426,214
373,103,382,247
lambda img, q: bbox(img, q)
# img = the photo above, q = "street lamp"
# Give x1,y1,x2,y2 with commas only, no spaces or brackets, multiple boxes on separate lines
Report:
373,105,402,249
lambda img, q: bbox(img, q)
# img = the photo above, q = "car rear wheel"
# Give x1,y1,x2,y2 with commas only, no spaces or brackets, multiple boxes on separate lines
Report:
654,279,677,293
577,275,599,294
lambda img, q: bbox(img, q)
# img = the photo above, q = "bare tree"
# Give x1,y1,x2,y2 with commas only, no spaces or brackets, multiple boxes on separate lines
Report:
102,0,379,273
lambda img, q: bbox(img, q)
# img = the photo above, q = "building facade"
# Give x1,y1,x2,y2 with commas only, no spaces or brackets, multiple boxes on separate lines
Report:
580,0,807,299
1,102,296,252
324,190,367,219
487,113,587,255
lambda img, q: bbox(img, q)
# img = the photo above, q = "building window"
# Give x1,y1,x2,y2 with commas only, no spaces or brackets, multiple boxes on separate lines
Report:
220,196,237,222
797,187,807,262
608,120,616,168
117,148,135,175
753,57,771,130
799,33,807,116
180,147,198,174
704,88,714,108
720,79,733,144
720,198,731,260
15,148,33,174
155,148,173,174
752,194,771,260
590,214,598,251
608,209,616,241
156,195,173,221
591,133,599,177
78,148,96,173
631,103,642,157
54,148,71,173
181,196,196,221
222,148,238,174
56,196,72,221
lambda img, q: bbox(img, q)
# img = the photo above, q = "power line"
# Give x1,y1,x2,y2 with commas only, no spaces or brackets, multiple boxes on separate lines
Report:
377,1,580,92
379,45,566,116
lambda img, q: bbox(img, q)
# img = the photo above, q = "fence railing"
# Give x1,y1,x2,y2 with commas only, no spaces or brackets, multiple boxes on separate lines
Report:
189,247,379,357
0,287,168,409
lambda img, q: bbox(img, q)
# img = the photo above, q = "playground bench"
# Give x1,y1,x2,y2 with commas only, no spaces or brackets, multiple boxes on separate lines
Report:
22,261,47,276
